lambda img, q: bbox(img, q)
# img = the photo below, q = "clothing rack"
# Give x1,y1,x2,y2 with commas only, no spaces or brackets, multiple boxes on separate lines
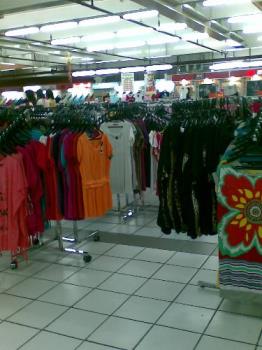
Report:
0,107,109,267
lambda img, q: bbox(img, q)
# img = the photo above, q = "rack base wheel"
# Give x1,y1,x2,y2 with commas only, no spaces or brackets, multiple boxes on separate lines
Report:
10,260,18,269
83,254,92,263
33,238,40,246
93,235,100,242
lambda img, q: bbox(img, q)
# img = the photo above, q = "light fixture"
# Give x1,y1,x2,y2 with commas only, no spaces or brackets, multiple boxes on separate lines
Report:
72,70,95,77
0,68,15,72
203,78,213,84
5,27,39,36
118,50,142,56
147,37,180,45
87,44,115,52
228,14,262,24
115,41,145,49
146,64,173,71
181,79,190,86
51,37,80,45
158,23,187,32
225,39,240,46
120,66,145,73
123,10,159,20
210,60,262,70
183,32,209,41
79,16,120,27
117,27,153,37
243,25,262,34
0,62,15,66
203,0,250,6
81,32,115,42
40,21,77,32
228,76,240,85
251,74,261,81
96,68,120,75
81,57,94,61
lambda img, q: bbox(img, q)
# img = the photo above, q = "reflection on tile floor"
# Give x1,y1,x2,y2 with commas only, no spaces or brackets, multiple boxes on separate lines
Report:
0,208,261,350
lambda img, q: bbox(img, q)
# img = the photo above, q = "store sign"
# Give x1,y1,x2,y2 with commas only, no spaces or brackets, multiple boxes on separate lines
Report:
121,72,134,92
145,73,156,96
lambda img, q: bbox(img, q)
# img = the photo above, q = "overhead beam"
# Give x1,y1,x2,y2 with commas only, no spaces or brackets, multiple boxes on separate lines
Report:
0,1,68,15
67,0,223,54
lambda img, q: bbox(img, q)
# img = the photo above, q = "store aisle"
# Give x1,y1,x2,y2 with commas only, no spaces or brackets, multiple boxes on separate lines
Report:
0,209,261,350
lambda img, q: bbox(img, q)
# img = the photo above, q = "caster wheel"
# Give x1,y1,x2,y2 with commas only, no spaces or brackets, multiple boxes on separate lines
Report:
83,254,92,263
33,238,40,246
94,235,100,242
10,260,18,269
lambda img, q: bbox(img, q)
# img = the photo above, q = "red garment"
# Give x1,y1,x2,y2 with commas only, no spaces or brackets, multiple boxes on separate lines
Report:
0,154,29,254
45,137,63,220
17,142,44,235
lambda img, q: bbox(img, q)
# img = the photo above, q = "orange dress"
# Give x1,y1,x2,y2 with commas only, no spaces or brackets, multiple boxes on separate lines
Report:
77,132,113,218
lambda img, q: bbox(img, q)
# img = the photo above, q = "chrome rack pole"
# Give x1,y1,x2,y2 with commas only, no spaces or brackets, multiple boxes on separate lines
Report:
56,220,92,263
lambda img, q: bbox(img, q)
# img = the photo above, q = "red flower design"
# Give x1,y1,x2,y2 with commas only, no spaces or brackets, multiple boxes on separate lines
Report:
221,174,262,247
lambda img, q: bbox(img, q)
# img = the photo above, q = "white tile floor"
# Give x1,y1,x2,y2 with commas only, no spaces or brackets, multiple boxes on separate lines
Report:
0,208,261,350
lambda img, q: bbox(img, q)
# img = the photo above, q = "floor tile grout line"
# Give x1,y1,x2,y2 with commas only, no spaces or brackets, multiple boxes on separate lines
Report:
192,296,225,350
131,248,217,350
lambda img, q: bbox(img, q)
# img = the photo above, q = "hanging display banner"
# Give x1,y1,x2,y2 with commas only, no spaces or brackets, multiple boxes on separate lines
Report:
121,72,134,92
145,72,156,97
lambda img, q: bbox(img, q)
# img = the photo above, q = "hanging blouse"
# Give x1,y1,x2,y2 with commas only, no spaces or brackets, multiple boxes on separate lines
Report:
101,121,135,194
77,132,113,218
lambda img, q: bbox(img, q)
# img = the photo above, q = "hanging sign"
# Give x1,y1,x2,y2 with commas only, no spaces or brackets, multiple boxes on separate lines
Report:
121,72,134,92
145,73,156,97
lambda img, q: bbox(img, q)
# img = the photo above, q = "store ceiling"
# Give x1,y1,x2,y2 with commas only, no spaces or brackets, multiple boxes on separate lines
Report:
0,0,262,77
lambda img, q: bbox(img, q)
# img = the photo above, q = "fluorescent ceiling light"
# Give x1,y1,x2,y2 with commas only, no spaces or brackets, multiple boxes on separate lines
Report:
31,42,42,46
225,39,241,46
79,16,120,27
1,69,15,72
72,70,95,77
146,54,172,58
123,10,158,20
120,66,145,73
243,25,262,34
118,50,142,56
228,14,262,24
81,57,94,61
203,0,250,6
183,32,209,41
158,23,187,31
146,64,172,71
40,21,77,32
5,27,39,36
0,62,15,66
81,32,115,42
147,37,179,45
115,41,145,49
87,44,115,52
51,37,80,45
117,27,153,37
96,68,120,75
210,60,262,70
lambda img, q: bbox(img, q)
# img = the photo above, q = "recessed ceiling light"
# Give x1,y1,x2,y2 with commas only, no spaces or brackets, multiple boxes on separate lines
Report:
5,27,39,36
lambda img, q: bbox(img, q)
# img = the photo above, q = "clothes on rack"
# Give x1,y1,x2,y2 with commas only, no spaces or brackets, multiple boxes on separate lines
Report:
101,103,169,195
0,154,29,254
0,109,113,255
157,101,235,239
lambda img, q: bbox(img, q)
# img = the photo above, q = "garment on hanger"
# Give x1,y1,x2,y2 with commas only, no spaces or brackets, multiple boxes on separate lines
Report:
77,132,113,217
0,154,29,254
101,120,135,194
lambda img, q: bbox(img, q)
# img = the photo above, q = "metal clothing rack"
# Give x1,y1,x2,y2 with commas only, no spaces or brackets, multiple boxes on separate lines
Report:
55,221,95,263
0,108,105,268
